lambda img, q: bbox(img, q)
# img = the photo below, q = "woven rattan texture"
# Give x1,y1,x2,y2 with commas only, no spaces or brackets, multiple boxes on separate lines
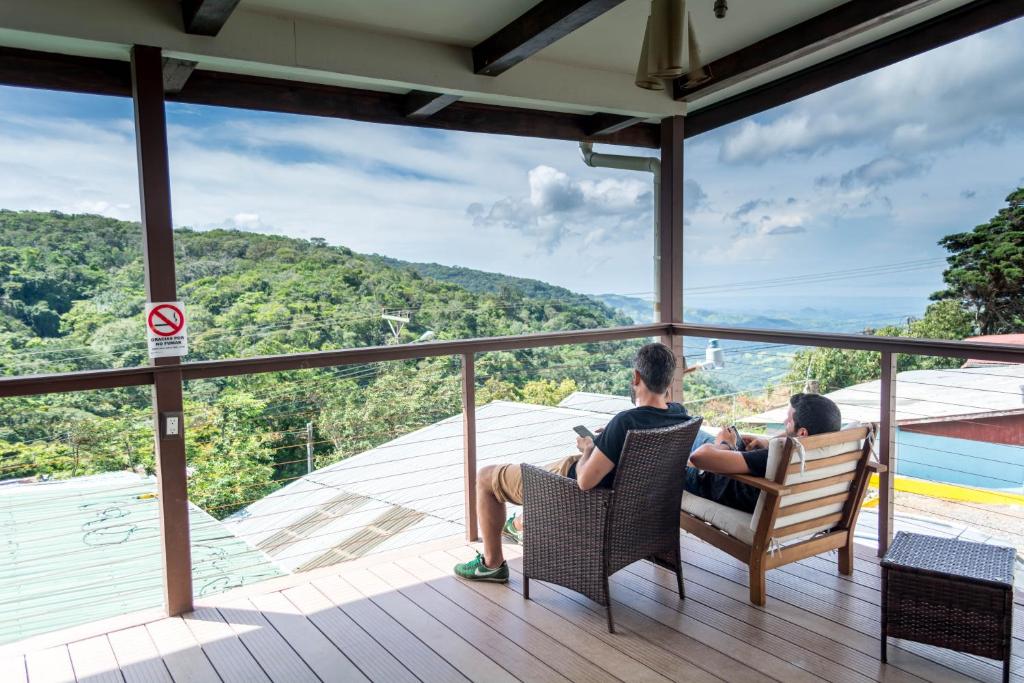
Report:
885,569,1011,660
881,531,1015,587
522,417,702,609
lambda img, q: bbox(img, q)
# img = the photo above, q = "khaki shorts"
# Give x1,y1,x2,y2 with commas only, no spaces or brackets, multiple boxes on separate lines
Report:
492,455,580,505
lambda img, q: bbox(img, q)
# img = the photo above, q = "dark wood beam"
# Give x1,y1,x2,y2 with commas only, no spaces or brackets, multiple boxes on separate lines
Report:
585,113,647,137
0,45,131,96
130,44,193,617
403,90,461,119
170,69,661,147
162,58,197,94
0,46,659,147
675,0,940,101
658,116,685,398
182,0,241,36
473,0,627,76
684,0,1024,138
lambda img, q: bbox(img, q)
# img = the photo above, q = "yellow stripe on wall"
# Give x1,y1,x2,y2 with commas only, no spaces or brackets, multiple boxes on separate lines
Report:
866,474,1024,506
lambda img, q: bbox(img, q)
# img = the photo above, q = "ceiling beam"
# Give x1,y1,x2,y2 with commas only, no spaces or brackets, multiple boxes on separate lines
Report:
675,0,941,101
685,0,1024,138
182,0,241,36
403,91,461,119
162,58,197,94
473,0,628,76
0,46,659,147
585,113,647,137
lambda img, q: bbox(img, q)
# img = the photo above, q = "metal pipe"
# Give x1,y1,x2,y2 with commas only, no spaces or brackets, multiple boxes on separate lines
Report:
580,141,661,322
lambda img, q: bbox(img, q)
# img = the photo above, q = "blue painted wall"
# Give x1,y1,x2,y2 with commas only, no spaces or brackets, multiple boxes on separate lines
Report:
895,429,1024,493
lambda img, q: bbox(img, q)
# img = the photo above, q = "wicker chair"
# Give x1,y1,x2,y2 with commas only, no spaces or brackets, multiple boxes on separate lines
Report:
679,425,885,606
520,417,702,633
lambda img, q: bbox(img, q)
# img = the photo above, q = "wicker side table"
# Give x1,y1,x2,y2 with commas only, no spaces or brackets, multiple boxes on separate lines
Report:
881,532,1016,683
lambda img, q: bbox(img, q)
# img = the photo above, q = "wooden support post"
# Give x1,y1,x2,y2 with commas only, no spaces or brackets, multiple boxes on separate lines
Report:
461,352,479,541
878,351,897,557
659,116,685,400
132,44,193,615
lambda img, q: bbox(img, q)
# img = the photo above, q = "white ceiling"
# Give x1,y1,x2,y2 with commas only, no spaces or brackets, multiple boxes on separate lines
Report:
0,0,983,119
242,0,849,76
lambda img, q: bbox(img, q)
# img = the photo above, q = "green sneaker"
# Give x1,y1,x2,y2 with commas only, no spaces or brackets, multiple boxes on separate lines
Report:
454,552,509,583
502,514,523,545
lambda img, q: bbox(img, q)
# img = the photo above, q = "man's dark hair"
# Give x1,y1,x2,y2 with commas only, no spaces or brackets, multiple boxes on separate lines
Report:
634,343,676,394
790,393,842,435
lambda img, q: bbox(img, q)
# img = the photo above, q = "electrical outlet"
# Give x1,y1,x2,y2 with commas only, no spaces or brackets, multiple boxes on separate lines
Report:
161,411,184,439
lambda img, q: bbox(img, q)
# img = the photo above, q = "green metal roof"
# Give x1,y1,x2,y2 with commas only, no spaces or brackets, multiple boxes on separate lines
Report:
0,472,282,645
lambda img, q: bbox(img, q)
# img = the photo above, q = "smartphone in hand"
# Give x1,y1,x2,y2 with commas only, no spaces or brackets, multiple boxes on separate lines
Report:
729,425,744,451
573,425,595,440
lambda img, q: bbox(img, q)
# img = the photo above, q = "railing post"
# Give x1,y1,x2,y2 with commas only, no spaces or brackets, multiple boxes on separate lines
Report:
461,352,479,541
132,44,193,614
659,116,685,400
878,351,898,557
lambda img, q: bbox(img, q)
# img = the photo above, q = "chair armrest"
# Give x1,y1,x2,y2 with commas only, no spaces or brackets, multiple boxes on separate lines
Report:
721,473,791,495
866,460,888,473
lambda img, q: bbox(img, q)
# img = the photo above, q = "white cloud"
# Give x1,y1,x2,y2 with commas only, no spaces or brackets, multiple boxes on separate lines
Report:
716,19,1024,165
470,164,653,252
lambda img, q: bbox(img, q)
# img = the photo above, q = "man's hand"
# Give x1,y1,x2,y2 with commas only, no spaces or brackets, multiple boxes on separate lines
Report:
743,434,769,450
716,426,737,448
576,435,595,455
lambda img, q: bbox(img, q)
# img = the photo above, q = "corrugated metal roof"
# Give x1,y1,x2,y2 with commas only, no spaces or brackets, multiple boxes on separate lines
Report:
558,391,634,414
225,400,613,572
963,334,1024,368
741,365,1024,426
0,472,281,645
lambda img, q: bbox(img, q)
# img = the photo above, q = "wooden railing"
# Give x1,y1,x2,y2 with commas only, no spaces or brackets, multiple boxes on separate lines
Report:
1,320,1022,618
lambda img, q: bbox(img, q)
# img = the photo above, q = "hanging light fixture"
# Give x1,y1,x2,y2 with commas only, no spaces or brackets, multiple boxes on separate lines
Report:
684,11,711,87
646,0,686,78
634,12,664,90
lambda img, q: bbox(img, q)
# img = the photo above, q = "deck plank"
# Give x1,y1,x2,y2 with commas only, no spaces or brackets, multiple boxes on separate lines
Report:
216,599,319,683
499,548,824,683
429,549,735,683
312,573,468,683
682,535,1015,682
67,635,124,683
370,560,575,683
281,582,417,683
24,646,75,683
181,607,270,683
145,617,221,683
107,626,172,683
248,589,368,682
344,567,517,683
0,654,27,683
624,560,926,683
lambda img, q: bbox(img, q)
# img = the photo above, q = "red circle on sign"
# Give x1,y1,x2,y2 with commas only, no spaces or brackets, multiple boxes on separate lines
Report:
148,304,184,337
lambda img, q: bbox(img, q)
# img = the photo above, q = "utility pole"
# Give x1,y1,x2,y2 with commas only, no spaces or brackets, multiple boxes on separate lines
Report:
306,421,314,474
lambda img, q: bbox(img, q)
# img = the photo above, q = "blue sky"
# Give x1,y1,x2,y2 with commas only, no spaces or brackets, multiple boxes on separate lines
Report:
0,17,1022,318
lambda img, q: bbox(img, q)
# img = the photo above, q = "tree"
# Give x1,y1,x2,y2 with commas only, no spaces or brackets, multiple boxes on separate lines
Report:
785,301,975,393
520,378,578,406
932,188,1024,334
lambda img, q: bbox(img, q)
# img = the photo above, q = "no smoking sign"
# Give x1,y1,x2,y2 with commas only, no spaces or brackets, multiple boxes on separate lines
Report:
146,301,188,358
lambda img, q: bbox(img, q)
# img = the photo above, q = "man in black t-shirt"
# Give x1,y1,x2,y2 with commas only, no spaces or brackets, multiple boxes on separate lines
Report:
686,393,842,513
455,342,691,583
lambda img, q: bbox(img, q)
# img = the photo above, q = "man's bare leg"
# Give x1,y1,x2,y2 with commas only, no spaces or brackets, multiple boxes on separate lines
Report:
477,465,507,568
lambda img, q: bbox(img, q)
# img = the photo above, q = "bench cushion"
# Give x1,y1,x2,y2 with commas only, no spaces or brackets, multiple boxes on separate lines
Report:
681,491,754,545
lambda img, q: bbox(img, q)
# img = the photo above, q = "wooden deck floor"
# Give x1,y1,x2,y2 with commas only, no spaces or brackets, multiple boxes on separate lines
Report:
2,534,1020,682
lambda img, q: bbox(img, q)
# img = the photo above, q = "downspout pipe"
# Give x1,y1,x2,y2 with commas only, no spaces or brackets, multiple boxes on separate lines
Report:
579,141,661,323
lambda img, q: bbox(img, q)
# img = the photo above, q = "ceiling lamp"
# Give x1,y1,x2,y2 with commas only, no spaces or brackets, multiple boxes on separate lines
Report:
685,11,711,87
635,0,711,92
647,0,686,78
634,13,664,90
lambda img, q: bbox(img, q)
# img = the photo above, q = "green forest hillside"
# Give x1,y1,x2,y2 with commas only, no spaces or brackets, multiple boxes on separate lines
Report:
0,210,719,517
